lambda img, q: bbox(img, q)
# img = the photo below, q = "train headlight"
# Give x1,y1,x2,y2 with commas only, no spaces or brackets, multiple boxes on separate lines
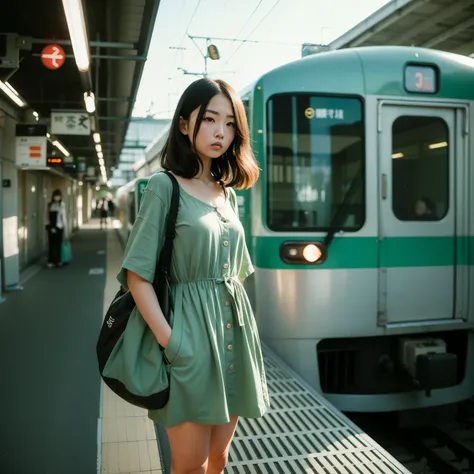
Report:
279,241,327,265
302,244,322,263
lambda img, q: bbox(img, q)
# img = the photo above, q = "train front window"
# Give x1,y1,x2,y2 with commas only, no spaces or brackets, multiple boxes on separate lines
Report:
266,94,365,231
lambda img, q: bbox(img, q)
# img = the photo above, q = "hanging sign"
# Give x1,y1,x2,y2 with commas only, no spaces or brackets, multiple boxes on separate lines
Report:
47,156,64,166
15,124,47,168
41,44,66,70
51,111,91,136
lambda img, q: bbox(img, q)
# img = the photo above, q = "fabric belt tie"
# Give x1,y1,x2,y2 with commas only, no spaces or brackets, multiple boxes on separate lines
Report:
173,276,245,327
217,276,245,327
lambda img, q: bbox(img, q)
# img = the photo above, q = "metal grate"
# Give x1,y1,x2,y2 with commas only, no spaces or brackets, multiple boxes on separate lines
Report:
226,347,411,474
318,348,356,393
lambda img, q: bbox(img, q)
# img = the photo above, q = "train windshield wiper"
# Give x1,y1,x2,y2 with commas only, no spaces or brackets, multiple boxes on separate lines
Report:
323,167,362,248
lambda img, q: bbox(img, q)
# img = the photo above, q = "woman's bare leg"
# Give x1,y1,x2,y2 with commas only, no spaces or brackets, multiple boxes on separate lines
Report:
206,416,239,474
166,421,212,474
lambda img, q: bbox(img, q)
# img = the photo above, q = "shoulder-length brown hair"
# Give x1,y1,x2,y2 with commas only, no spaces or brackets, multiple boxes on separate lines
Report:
160,78,259,190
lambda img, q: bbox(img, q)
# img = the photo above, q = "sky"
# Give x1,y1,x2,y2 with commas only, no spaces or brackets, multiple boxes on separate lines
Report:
133,0,391,118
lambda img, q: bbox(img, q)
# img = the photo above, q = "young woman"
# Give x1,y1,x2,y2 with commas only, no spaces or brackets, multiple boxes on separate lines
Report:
45,189,68,268
117,78,269,474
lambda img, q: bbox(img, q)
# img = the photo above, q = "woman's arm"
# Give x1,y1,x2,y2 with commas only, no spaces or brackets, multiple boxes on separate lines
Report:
127,270,171,348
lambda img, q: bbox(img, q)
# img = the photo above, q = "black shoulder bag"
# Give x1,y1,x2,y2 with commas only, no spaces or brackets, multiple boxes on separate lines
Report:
96,171,179,409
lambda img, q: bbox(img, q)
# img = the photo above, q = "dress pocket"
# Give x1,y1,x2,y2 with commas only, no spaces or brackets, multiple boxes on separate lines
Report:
163,324,183,365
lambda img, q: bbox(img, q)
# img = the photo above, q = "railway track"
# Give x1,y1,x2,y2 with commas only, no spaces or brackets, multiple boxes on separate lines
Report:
348,400,474,474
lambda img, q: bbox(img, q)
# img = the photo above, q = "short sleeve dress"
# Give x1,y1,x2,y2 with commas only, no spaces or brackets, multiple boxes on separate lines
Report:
117,171,270,427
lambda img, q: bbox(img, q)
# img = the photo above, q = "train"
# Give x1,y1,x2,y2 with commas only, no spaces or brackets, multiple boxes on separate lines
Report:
116,45,474,414
115,125,171,244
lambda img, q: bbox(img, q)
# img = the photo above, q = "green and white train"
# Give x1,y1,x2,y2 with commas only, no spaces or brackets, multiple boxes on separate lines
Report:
118,46,474,413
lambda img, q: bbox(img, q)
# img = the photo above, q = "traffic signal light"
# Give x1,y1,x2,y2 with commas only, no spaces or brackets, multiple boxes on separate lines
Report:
207,44,220,60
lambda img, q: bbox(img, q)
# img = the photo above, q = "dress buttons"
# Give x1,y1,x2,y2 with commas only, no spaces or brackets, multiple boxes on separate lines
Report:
226,323,232,329
223,240,229,247
223,263,229,269
227,344,233,351
229,364,235,371
225,300,231,306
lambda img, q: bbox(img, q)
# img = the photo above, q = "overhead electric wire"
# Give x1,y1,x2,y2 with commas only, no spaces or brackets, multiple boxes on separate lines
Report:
170,0,203,65
228,0,264,50
224,0,283,65
157,0,202,118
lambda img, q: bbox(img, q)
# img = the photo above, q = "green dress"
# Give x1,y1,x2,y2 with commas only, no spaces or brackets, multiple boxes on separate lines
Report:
117,172,270,427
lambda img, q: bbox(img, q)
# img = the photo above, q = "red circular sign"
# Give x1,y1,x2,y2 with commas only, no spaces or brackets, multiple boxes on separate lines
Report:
41,44,66,70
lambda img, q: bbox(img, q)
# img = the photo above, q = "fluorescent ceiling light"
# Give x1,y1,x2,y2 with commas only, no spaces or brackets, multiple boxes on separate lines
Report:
84,91,96,113
97,151,103,159
93,132,101,143
392,152,404,159
98,158,105,166
0,81,26,107
52,140,70,157
62,0,91,72
429,141,448,149
95,143,102,153
4,82,19,96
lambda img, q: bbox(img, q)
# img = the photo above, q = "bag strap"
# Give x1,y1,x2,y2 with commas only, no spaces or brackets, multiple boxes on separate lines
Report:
155,170,179,284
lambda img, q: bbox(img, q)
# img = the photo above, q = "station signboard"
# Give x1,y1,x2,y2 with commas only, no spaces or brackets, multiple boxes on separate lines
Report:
47,156,63,166
51,111,91,136
15,124,47,168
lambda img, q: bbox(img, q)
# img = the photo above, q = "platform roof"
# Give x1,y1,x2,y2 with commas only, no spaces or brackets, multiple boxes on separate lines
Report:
0,0,161,181
327,0,474,56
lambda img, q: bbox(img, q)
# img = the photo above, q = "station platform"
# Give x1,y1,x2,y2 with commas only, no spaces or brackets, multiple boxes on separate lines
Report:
0,221,411,474
0,220,162,474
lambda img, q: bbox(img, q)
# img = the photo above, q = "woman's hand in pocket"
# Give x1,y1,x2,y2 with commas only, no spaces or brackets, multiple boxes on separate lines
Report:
159,326,172,349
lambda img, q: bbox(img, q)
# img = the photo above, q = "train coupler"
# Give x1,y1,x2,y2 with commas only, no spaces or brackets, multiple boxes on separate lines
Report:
399,337,458,396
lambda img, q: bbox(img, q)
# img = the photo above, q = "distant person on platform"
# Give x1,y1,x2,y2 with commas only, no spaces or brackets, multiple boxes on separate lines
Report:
45,189,68,268
106,196,115,218
98,197,109,229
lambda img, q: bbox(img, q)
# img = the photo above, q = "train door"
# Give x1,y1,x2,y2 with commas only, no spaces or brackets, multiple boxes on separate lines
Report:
377,103,468,325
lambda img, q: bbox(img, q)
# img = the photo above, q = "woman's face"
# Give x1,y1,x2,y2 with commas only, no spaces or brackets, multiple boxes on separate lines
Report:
53,194,61,202
180,93,236,160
